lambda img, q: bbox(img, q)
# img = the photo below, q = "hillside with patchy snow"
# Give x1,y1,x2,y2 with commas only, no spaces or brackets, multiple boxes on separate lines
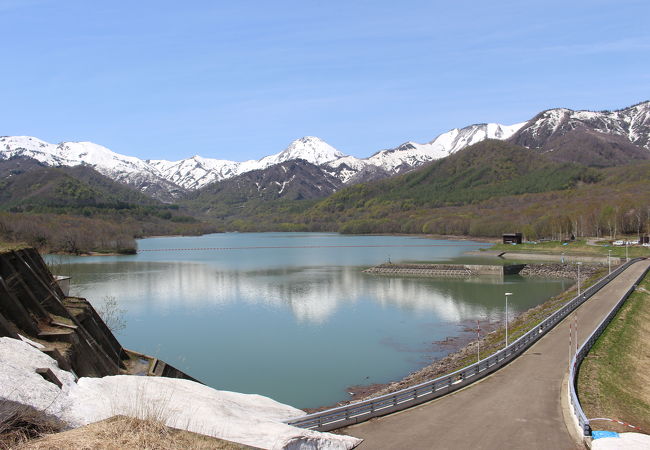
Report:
2,101,648,200
0,124,523,200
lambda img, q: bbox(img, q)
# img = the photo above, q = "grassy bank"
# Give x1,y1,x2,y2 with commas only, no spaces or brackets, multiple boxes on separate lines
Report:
489,239,650,259
576,273,650,433
0,241,28,253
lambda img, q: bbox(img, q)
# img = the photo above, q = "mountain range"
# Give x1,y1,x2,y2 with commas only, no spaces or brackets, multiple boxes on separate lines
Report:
1,101,649,203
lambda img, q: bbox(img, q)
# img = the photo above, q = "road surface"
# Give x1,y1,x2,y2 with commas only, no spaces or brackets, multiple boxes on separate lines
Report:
342,260,650,449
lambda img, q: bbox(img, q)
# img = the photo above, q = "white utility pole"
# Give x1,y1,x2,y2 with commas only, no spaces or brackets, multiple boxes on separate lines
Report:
505,292,513,348
608,250,611,274
577,262,582,296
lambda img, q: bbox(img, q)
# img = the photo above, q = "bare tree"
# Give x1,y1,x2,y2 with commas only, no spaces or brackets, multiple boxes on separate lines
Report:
96,295,127,335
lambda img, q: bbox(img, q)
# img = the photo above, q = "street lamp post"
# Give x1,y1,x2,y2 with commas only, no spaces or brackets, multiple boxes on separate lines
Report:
505,292,513,348
626,241,629,262
476,320,480,364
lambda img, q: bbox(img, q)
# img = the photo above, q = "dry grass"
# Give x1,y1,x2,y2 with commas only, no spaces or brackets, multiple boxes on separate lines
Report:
0,241,28,253
16,416,249,450
0,400,63,450
3,384,249,449
577,274,650,434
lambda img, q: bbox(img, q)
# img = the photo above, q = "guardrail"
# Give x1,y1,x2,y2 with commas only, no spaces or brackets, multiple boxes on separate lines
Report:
569,258,649,436
287,258,644,432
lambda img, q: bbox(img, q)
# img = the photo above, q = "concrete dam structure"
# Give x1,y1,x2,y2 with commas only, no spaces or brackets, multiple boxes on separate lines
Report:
0,247,197,382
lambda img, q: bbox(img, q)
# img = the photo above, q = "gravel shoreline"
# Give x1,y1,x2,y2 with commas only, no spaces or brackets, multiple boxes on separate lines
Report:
519,262,599,279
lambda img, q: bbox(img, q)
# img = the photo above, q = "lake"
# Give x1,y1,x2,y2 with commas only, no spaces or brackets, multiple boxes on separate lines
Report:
53,232,571,409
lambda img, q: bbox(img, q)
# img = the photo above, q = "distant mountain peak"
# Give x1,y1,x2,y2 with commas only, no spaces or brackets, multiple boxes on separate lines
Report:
511,102,650,152
360,121,526,175
276,136,344,165
2,100,648,199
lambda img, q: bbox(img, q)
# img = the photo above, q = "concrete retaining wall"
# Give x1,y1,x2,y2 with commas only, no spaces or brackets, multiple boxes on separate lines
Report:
0,248,199,383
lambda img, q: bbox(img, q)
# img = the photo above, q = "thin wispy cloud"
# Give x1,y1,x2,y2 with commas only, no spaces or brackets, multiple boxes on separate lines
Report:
541,37,650,55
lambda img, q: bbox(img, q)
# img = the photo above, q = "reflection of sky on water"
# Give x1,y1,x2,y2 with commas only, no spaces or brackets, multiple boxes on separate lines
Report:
54,233,571,408
70,261,569,325
61,232,489,269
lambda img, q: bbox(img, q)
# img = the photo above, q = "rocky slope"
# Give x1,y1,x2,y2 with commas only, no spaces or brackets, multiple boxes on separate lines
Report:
509,101,650,166
189,159,344,205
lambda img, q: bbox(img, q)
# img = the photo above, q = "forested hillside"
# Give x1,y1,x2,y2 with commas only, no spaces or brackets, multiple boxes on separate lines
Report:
312,141,600,211
2,138,649,252
212,141,650,240
0,157,158,213
0,158,218,253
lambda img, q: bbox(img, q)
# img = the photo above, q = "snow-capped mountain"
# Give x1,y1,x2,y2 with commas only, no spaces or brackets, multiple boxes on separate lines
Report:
148,136,343,191
189,159,344,205
2,126,523,200
254,136,344,168
0,135,344,200
159,122,525,188
509,101,650,166
363,122,526,173
318,122,525,183
511,101,650,150
147,155,240,192
0,136,184,201
2,100,648,201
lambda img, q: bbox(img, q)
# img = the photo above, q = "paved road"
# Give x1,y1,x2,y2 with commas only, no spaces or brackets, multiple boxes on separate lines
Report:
342,260,650,450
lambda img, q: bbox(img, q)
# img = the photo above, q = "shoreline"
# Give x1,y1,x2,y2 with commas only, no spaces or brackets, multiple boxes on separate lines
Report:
346,319,503,401
304,263,604,414
368,232,496,244
35,232,496,257
303,319,503,414
48,251,134,257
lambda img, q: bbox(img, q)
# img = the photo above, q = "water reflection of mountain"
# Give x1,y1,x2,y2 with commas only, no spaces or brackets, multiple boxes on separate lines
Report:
69,262,570,325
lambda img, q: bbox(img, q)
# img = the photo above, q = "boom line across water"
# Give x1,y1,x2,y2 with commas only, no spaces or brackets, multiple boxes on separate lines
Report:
138,244,482,253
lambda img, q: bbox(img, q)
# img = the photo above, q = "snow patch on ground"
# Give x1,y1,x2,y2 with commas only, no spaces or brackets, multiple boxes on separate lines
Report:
0,337,361,449
591,432,650,449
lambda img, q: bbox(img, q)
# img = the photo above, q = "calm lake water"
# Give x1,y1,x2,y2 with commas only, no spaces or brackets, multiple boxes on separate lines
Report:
53,233,571,409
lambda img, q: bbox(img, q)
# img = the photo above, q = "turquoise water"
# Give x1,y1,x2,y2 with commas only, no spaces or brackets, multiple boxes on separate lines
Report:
54,233,571,409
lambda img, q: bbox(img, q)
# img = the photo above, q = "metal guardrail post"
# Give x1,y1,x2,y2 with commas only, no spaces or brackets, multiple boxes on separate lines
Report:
568,258,648,437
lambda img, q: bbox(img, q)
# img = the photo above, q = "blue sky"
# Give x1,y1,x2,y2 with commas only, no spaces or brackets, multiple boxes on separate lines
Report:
1,0,648,161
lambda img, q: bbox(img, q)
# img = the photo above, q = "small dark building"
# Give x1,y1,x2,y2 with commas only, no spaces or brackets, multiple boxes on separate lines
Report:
503,233,523,244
